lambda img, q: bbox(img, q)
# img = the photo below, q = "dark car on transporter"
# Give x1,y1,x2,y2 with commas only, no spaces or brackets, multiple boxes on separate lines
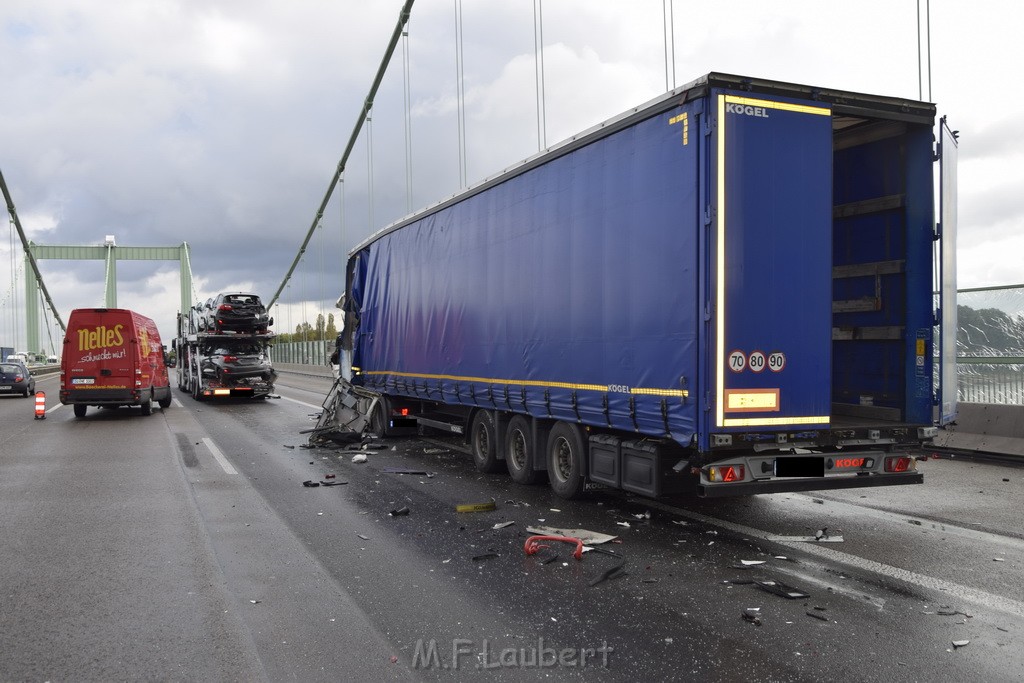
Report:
199,292,272,334
0,360,36,397
200,343,276,383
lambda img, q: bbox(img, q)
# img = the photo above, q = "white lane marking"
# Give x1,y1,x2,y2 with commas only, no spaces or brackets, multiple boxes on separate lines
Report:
202,437,238,475
172,398,184,408
277,395,324,411
646,499,1024,620
46,404,62,414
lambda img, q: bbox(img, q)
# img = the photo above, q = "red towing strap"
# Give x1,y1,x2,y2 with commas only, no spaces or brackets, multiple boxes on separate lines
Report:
524,535,584,561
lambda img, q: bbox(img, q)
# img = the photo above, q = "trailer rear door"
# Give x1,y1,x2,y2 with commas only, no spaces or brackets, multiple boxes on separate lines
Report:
937,117,958,425
712,92,834,432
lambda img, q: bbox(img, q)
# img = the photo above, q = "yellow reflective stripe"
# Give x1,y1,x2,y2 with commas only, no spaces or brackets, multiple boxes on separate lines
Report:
723,416,830,427
362,370,688,397
724,95,831,117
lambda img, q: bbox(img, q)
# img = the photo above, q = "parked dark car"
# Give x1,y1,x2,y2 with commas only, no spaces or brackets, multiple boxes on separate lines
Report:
200,343,276,382
201,292,272,333
0,360,36,397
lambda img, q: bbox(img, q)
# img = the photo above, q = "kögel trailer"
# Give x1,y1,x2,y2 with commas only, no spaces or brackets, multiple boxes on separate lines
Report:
337,72,958,498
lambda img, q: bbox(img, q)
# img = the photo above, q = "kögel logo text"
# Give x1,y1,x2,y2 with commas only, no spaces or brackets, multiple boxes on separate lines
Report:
78,324,124,351
726,103,769,118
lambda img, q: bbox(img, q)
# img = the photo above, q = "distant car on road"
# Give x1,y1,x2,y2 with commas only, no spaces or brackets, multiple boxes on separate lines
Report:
200,343,276,382
199,292,272,334
0,360,36,397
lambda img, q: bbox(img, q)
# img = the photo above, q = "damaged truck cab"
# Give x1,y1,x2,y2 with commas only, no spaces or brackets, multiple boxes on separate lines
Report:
332,72,957,499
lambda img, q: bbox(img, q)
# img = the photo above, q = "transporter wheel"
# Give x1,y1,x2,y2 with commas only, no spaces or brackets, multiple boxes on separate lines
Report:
547,421,587,499
73,404,87,418
470,410,503,473
191,378,203,401
505,415,542,485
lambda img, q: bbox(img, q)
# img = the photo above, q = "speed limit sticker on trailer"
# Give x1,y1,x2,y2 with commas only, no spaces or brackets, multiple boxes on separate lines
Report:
768,352,786,372
748,351,767,373
728,350,747,372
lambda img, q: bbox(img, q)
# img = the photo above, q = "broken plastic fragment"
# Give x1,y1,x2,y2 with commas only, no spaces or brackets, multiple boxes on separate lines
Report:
617,522,631,528
352,454,368,464
283,444,295,449
325,474,336,479
456,500,496,513
492,521,515,529
952,640,970,649
302,480,320,487
389,507,410,516
806,611,828,622
357,533,369,540
756,580,810,600
320,480,347,486
740,560,766,566
741,610,762,626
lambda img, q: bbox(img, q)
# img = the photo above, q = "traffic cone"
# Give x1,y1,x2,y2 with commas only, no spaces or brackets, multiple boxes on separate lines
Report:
34,391,46,420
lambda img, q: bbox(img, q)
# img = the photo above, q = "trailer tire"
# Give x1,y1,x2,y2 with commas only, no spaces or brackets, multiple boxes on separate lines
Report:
505,415,541,485
470,410,503,473
547,421,587,499
368,396,389,438
191,378,203,401
73,404,87,418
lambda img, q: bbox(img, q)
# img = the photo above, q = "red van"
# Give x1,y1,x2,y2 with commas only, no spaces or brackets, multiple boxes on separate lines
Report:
60,308,172,417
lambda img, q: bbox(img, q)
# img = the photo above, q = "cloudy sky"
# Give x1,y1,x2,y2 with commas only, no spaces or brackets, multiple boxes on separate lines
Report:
1,0,1021,349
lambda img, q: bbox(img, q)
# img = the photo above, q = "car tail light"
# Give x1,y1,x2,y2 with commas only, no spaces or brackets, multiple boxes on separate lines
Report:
707,465,745,482
218,304,233,311
884,456,915,473
16,374,24,381
224,355,238,362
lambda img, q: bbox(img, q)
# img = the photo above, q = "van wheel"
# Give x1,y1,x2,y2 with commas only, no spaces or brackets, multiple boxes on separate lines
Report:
158,392,172,409
140,398,152,416
547,421,587,499
73,404,87,418
505,415,542,485
470,410,503,473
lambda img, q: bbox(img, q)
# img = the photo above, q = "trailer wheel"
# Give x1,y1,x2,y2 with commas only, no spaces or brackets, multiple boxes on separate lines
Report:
470,410,503,473
191,378,203,401
547,421,587,499
505,415,541,485
73,404,87,418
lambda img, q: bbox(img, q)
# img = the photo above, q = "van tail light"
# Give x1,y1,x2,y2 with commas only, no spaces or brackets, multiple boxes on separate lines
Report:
884,456,915,473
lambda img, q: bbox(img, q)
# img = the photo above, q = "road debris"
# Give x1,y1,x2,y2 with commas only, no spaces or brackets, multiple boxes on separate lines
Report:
741,609,762,626
740,560,766,566
471,552,499,562
352,454,368,464
588,563,627,587
525,535,584,561
325,474,336,479
423,447,447,454
526,526,618,545
283,444,295,449
383,467,431,475
952,640,970,649
537,552,559,565
492,521,515,530
302,480,320,488
321,480,348,486
766,534,844,543
756,580,810,600
994,558,1006,562
357,533,370,540
389,507,410,516
616,522,631,528
456,500,496,513
805,611,829,622
250,600,260,604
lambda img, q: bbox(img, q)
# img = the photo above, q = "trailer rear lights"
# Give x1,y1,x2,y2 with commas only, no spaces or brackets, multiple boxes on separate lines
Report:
918,426,938,439
399,408,409,416
213,388,231,396
884,456,915,473
707,465,744,482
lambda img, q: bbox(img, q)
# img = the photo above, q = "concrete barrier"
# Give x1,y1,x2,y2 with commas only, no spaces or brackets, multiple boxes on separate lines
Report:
936,403,1024,457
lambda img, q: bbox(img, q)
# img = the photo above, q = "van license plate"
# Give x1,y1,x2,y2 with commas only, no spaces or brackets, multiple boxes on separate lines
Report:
71,378,95,385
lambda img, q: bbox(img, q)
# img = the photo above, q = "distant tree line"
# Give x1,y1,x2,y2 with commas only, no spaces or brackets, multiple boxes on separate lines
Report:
274,313,338,343
958,304,1024,356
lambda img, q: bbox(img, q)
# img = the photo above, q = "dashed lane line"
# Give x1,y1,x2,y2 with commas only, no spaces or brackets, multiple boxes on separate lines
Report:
202,437,238,475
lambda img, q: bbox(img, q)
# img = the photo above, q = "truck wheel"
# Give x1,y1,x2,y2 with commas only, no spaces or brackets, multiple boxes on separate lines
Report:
470,410,503,473
505,415,541,485
73,404,87,418
547,421,587,499
140,397,152,416
191,379,203,401
368,396,388,438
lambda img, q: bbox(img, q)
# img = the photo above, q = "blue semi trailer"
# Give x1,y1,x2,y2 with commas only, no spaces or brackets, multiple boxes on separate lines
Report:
339,72,958,498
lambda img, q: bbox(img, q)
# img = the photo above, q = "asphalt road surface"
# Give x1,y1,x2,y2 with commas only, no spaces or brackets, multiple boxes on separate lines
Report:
1,371,1021,681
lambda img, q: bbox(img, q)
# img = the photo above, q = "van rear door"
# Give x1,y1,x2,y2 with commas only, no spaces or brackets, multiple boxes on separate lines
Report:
67,309,134,393
711,91,834,434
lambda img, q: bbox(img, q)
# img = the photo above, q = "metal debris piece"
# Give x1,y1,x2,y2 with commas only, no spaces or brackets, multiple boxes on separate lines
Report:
766,534,844,543
756,580,810,600
997,627,1009,633
741,610,762,626
383,467,431,475
952,640,970,649
471,552,499,562
283,445,295,449
526,526,618,545
357,533,370,540
321,480,348,486
740,560,766,566
671,520,689,526
389,507,410,516
456,500,496,513
616,522,631,528
589,563,627,587
250,599,260,604
302,480,320,488
806,611,829,622
994,558,1006,562
352,453,368,464
492,521,515,530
